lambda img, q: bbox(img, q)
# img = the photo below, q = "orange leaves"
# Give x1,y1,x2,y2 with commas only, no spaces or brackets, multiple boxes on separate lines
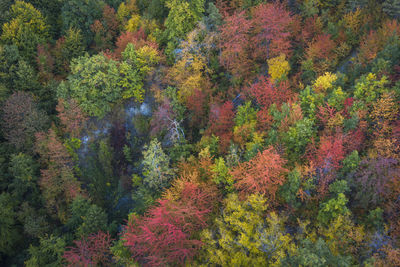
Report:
250,2,293,60
357,19,400,65
218,2,294,81
218,10,253,80
56,98,88,138
231,146,288,203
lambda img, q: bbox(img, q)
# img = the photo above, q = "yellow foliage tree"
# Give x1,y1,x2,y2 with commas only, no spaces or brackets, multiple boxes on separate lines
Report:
268,53,290,82
313,72,337,94
1,1,49,59
166,26,211,102
201,193,296,266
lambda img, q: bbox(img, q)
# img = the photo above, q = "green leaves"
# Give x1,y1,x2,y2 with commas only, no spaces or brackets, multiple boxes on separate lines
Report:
1,1,49,61
142,139,174,191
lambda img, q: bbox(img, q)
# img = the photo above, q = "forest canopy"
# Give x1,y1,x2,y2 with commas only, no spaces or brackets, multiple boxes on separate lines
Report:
1,0,400,266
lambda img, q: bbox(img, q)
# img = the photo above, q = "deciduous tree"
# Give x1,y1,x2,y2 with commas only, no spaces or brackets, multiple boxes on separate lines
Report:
231,146,288,202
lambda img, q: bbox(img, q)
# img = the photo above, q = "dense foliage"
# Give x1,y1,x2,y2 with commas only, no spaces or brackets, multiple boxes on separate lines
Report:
1,0,400,266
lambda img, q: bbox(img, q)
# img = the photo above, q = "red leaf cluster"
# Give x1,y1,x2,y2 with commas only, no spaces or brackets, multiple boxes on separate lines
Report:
122,184,212,266
63,231,113,267
231,146,288,203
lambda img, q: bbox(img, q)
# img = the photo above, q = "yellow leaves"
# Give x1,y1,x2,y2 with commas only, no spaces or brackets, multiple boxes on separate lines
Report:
268,53,290,82
124,14,141,32
318,215,365,256
167,53,210,102
1,0,49,47
117,0,138,23
135,45,161,75
313,72,337,93
342,8,363,34
370,92,399,127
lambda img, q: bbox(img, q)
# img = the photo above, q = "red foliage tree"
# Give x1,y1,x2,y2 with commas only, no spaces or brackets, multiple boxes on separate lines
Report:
306,34,336,60
122,192,211,266
35,128,82,217
248,76,292,129
314,134,345,171
218,10,253,79
56,98,88,138
207,101,235,152
231,146,288,203
301,15,323,45
111,29,158,59
186,89,208,130
63,231,113,267
249,76,292,109
250,2,293,60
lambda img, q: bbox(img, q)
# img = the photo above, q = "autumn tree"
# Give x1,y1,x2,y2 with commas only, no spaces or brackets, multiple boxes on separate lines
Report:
250,2,293,61
201,193,296,266
1,91,49,152
207,101,235,152
218,10,252,80
231,146,288,202
53,27,85,76
248,76,292,126
122,195,211,266
35,128,82,221
163,0,205,60
63,231,113,267
304,34,337,75
56,98,88,138
90,4,120,52
166,24,212,102
1,1,49,61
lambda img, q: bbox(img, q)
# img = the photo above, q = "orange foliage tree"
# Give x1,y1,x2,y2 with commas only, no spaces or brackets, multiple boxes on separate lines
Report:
231,146,288,203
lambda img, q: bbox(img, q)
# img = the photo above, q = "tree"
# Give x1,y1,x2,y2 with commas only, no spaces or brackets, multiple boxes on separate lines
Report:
90,4,120,52
283,118,315,162
56,98,88,138
166,25,212,102
65,196,108,238
53,27,85,76
122,196,210,266
231,146,288,202
35,128,82,221
63,231,113,267
0,193,22,255
249,76,292,111
268,53,291,82
1,91,49,152
61,0,103,46
1,1,49,61
163,0,205,59
57,54,122,118
8,153,40,204
218,10,253,80
282,238,351,267
201,193,296,266
250,2,293,61
25,235,66,267
142,139,174,191
353,157,398,210
207,101,235,152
